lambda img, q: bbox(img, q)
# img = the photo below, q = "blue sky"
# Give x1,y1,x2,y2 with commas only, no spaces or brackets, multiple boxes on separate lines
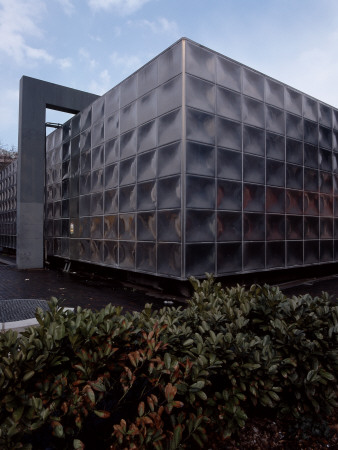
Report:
1,0,338,150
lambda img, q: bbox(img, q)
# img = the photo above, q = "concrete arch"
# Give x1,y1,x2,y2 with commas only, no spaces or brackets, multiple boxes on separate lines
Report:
17,76,99,269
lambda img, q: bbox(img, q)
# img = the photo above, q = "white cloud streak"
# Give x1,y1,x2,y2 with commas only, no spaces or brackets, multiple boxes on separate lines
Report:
58,57,72,69
79,48,97,69
89,69,112,95
0,0,48,63
87,0,152,15
265,30,338,108
56,0,75,16
0,0,72,68
110,51,141,73
134,17,179,36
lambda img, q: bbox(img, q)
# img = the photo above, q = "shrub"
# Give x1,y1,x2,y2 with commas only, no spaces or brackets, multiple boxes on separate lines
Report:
0,275,337,449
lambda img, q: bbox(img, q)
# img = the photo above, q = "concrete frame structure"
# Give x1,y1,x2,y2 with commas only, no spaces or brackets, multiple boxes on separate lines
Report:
17,76,98,269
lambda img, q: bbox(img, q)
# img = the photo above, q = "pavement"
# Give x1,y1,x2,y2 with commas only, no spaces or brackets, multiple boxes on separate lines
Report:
0,255,182,314
0,254,338,321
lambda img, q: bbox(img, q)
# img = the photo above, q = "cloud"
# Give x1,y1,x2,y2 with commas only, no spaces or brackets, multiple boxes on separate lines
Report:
87,0,152,15
89,34,103,42
110,51,141,73
267,30,338,108
25,46,53,63
57,57,72,69
131,17,179,36
0,88,19,146
56,0,75,16
0,0,48,63
89,69,112,95
79,48,97,69
0,0,73,68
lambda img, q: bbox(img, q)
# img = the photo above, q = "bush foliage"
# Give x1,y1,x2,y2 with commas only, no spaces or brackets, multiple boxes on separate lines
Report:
0,275,337,449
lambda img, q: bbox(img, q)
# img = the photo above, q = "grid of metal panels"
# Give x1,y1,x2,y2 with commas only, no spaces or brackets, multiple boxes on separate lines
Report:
0,160,17,249
45,38,338,279
45,40,184,277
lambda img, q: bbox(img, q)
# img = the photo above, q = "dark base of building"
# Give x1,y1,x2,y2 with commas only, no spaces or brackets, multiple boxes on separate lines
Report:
46,255,338,299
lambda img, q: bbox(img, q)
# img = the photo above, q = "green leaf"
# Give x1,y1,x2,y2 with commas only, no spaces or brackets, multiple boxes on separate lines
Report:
242,363,261,370
86,387,95,404
89,381,106,392
268,391,280,402
282,358,297,367
191,432,204,448
23,370,35,382
52,422,64,438
189,380,205,392
73,439,85,450
94,410,110,419
307,370,317,382
164,353,171,370
319,370,335,381
196,390,207,401
4,367,13,379
138,401,145,417
172,424,183,449
12,406,24,422
74,364,86,374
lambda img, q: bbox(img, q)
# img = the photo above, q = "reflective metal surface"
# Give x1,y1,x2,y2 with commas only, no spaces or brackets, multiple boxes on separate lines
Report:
0,160,17,249
4,38,338,279
44,38,338,278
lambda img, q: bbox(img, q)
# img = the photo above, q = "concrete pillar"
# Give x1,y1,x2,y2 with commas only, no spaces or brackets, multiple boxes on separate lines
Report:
17,76,99,269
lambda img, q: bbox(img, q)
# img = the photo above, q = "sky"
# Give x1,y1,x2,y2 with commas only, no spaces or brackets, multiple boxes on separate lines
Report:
1,0,338,150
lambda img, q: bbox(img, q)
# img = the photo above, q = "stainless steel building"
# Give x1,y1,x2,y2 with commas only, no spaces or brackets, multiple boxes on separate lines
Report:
8,38,338,279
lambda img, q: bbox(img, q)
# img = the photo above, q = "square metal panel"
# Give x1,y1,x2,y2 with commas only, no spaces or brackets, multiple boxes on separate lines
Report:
158,41,182,85
137,212,156,241
216,56,241,92
243,125,265,156
266,241,285,268
186,108,215,145
266,159,285,187
186,40,216,82
216,86,241,122
157,210,181,242
286,138,303,165
243,242,265,270
217,242,242,274
265,78,284,109
186,243,215,277
157,75,182,117
266,215,285,241
242,68,264,101
186,142,215,177
186,176,215,209
186,74,215,113
217,117,241,151
137,91,157,126
138,59,158,97
266,132,286,161
137,120,157,153
217,179,242,210
186,210,215,242
217,148,242,181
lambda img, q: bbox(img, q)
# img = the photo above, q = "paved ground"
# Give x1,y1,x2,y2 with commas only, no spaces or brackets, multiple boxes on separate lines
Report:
0,254,338,317
0,256,182,313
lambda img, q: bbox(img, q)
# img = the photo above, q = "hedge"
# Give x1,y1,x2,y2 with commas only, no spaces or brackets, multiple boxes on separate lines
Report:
0,275,337,449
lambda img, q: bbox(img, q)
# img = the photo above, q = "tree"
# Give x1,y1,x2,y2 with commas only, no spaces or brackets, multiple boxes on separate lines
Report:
0,140,17,170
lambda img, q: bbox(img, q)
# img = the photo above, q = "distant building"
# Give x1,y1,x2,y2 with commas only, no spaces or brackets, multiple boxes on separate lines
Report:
0,149,17,171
